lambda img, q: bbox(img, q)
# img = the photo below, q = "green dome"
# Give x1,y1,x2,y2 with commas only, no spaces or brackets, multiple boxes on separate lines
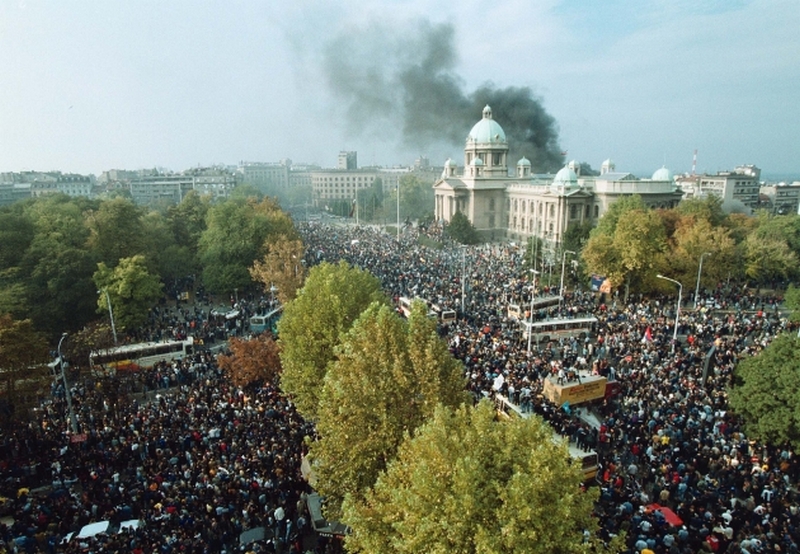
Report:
467,105,506,144
553,165,578,187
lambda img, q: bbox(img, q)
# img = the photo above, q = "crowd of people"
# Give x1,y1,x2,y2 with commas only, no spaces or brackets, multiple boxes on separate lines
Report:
1,219,798,553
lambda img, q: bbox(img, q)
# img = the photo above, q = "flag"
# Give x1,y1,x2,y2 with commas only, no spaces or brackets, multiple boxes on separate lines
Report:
348,198,356,218
642,326,652,343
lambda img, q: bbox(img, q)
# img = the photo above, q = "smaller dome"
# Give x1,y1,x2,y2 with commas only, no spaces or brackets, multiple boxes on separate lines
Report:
602,158,614,166
443,158,454,167
471,157,484,166
652,166,673,181
553,165,578,187
517,157,531,167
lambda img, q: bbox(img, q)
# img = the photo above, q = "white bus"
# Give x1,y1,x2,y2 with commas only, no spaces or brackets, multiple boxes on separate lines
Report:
519,316,598,345
507,295,562,321
397,297,436,319
494,394,598,481
89,337,194,373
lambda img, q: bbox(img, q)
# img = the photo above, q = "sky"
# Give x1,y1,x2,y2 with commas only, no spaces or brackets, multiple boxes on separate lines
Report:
1,0,798,178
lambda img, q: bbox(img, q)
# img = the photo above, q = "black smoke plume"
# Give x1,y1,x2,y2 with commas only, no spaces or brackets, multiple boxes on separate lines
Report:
322,19,564,172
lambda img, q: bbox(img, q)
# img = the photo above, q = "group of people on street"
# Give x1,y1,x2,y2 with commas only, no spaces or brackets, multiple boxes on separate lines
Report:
1,219,798,553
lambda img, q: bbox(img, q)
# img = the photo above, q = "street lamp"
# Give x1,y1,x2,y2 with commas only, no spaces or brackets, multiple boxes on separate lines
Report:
694,252,711,309
526,269,540,355
99,288,118,345
460,246,467,314
57,333,78,434
656,274,683,353
559,250,576,310
396,182,401,241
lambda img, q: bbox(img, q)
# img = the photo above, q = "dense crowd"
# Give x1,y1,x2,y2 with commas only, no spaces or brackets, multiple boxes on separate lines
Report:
1,220,798,553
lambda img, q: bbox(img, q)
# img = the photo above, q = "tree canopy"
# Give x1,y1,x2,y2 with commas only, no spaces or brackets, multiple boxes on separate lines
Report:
0,315,50,427
217,333,282,388
447,211,481,245
311,302,468,516
277,261,388,420
729,333,800,450
342,400,605,554
94,255,163,333
249,234,306,305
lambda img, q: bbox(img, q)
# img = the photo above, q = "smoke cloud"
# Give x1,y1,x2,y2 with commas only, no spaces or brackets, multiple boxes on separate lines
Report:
322,19,564,172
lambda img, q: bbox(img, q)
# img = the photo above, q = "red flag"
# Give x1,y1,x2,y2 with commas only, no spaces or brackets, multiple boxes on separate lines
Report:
642,326,652,343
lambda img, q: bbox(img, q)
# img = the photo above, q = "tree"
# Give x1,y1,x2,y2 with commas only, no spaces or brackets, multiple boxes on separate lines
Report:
0,315,50,427
447,211,481,245
742,233,798,284
676,195,726,227
591,194,646,238
198,197,298,294
217,333,282,388
669,217,738,289
94,255,163,333
342,400,608,554
85,197,147,267
249,234,306,305
561,220,593,255
311,302,468,516
785,284,800,324
19,196,98,336
729,333,800,449
277,261,388,419
583,207,668,297
398,174,435,223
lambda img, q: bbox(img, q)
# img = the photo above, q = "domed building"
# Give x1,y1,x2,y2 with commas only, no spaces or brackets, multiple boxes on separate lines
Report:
433,107,684,245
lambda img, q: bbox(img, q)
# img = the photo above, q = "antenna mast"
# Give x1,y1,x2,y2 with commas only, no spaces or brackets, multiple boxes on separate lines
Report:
692,149,697,176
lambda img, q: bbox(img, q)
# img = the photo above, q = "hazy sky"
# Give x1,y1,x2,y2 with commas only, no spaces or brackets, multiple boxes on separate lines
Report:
1,0,798,177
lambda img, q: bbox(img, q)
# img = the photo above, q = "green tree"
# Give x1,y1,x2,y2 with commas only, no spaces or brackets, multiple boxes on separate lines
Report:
561,220,593,255
447,211,481,244
729,333,800,449
343,400,607,554
277,261,388,419
94,255,163,333
676,195,726,227
399,174,435,222
198,197,297,294
19,196,98,335
743,233,798,284
0,315,50,427
591,194,646,237
312,302,468,516
669,217,738,290
583,207,668,297
785,284,800,324
85,197,147,267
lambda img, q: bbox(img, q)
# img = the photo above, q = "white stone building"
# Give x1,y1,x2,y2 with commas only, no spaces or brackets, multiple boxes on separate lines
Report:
433,106,684,245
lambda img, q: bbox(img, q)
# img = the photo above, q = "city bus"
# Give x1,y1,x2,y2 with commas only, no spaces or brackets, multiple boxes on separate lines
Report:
519,316,598,345
397,297,436,319
507,295,562,320
430,303,457,323
494,394,598,482
89,337,194,373
249,306,283,335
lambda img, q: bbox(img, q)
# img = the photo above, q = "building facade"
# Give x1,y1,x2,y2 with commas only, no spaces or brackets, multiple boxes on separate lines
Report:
433,106,684,246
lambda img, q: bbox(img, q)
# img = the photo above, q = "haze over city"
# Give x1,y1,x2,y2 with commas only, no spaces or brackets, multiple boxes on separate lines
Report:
1,0,798,178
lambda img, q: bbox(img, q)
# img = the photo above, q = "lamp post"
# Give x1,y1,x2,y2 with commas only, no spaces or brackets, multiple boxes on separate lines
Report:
100,288,118,345
396,182,401,241
460,246,466,314
57,333,78,434
526,269,540,355
656,274,682,353
559,250,576,310
694,252,711,310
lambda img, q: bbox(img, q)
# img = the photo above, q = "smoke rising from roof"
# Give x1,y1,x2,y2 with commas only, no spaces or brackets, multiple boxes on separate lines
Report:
323,19,564,172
